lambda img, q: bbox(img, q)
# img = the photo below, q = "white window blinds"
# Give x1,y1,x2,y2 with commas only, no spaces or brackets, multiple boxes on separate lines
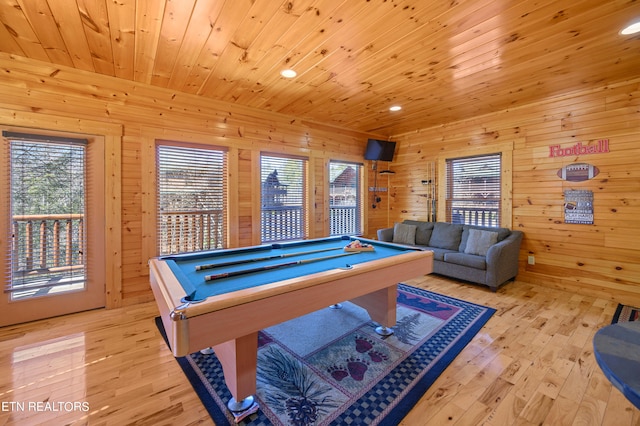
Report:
261,154,307,242
157,144,227,254
446,153,501,227
4,132,87,300
329,161,362,235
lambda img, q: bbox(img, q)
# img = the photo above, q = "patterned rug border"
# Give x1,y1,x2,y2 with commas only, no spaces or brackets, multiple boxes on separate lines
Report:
157,284,497,425
612,303,640,324
377,285,496,426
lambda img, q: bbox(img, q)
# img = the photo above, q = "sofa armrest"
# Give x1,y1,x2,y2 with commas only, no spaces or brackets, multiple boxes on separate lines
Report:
485,230,523,289
377,227,394,242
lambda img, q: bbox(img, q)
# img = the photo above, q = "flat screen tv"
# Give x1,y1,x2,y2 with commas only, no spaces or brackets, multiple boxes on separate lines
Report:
364,139,396,161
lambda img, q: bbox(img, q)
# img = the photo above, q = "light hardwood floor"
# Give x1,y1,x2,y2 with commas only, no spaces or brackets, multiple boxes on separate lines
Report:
0,275,638,426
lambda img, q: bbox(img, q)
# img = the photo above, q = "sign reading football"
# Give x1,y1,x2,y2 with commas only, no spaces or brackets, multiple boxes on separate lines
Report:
549,139,609,158
557,163,600,182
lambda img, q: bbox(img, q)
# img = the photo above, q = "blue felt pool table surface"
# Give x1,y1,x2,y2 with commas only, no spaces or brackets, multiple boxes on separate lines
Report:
160,236,419,302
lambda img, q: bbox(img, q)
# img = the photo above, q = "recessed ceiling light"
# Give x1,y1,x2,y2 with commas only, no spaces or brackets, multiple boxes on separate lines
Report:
621,21,640,35
280,69,297,78
389,105,402,112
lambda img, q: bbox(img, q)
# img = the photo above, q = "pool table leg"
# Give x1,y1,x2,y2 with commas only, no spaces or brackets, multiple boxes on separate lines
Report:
212,332,258,412
350,284,397,336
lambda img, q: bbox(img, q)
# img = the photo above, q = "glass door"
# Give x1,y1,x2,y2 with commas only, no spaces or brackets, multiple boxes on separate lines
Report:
1,131,105,326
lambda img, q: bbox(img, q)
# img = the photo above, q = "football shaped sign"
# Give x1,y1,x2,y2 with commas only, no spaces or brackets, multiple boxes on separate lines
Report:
557,163,600,182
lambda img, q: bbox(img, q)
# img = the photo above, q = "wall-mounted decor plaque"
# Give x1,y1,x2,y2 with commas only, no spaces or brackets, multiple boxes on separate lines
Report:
557,163,600,182
564,190,594,224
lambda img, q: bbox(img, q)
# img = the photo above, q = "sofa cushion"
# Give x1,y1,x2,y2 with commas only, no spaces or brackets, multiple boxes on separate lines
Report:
464,229,498,256
459,225,511,252
402,220,434,245
444,252,487,270
392,223,417,245
429,247,458,261
428,222,463,250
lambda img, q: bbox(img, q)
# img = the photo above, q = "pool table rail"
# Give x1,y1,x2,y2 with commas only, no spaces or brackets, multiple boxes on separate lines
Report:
150,246,433,357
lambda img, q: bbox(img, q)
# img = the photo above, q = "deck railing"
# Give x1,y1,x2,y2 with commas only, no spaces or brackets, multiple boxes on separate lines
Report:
159,209,224,254
10,210,226,284
11,214,85,278
261,205,304,242
330,205,360,235
11,206,497,272
8,214,86,299
11,206,359,287
450,206,500,227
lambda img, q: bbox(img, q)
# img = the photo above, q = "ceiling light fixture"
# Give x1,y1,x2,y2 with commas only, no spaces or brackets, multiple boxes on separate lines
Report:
280,69,297,78
621,21,640,35
389,105,402,112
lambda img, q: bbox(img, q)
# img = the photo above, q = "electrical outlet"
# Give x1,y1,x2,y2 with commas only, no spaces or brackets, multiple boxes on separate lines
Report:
527,255,535,265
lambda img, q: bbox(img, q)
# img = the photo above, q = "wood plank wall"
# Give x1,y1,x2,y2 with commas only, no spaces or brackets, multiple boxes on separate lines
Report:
0,53,378,306
388,79,640,306
1,52,638,307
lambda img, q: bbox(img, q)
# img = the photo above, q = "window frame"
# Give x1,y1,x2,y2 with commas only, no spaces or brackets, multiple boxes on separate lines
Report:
155,141,229,255
438,142,513,228
260,153,308,243
328,160,363,236
155,140,229,255
0,116,120,325
445,153,502,227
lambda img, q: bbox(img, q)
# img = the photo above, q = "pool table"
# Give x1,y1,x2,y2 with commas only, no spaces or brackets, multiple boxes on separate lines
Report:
149,235,433,411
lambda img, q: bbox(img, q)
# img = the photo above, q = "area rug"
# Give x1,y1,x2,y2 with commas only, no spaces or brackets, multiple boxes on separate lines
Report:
612,304,640,323
156,284,496,425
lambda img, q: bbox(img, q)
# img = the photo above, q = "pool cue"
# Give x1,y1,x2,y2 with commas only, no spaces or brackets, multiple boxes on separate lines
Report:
204,251,358,281
195,246,342,271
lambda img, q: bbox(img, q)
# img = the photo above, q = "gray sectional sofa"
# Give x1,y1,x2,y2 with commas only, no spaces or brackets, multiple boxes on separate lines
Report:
377,220,523,291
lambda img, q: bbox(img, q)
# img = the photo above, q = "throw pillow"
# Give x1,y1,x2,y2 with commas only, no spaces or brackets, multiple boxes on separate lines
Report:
428,222,464,250
464,229,499,256
459,225,510,252
392,223,417,245
402,220,434,245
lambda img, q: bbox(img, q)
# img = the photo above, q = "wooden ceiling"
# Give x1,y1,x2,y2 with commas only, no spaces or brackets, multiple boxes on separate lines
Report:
1,0,639,136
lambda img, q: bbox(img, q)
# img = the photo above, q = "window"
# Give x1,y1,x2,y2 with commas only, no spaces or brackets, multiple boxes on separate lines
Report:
446,153,501,226
157,144,227,254
1,124,110,325
4,132,87,301
329,161,362,235
261,154,307,242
